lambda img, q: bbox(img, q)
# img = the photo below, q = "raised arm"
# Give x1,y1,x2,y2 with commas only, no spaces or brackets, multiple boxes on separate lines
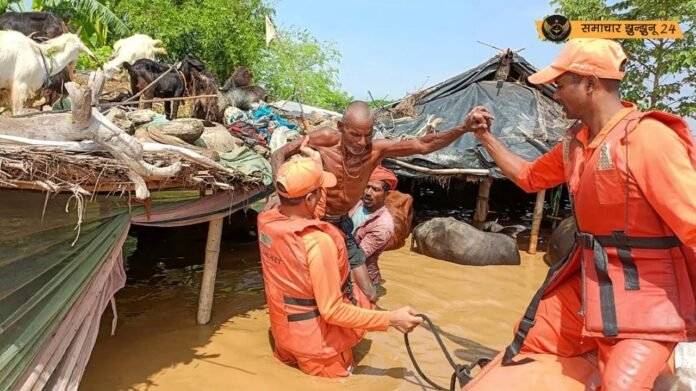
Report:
270,128,340,182
476,130,565,193
374,106,493,158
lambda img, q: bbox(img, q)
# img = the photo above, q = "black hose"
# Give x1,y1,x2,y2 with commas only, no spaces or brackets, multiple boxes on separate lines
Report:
404,314,491,391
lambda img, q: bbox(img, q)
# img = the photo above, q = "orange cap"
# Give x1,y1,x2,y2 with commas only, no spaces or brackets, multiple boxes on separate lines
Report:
276,157,337,198
528,38,627,85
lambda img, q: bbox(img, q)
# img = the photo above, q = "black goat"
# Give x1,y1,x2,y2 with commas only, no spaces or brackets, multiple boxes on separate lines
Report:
123,59,187,120
180,55,224,122
0,11,68,40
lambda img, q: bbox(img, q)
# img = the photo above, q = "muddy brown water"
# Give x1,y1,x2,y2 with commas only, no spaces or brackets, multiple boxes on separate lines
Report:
80,222,549,391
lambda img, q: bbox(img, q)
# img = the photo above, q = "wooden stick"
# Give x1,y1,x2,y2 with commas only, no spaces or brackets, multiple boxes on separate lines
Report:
9,93,220,118
96,94,218,108
88,70,106,104
119,62,181,105
197,218,224,325
384,158,490,176
473,177,492,228
0,134,234,175
528,189,546,254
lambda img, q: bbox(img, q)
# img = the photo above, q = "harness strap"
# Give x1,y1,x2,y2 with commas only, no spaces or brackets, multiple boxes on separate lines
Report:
593,233,681,249
287,309,320,322
39,50,53,88
577,232,619,336
578,231,681,337
502,252,569,365
283,296,317,306
178,71,189,95
283,278,355,324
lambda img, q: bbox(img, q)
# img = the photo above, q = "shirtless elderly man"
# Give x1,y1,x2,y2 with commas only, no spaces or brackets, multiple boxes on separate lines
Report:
272,101,492,301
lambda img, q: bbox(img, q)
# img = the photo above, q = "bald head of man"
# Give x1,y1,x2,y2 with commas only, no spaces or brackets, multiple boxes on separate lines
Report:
338,101,374,155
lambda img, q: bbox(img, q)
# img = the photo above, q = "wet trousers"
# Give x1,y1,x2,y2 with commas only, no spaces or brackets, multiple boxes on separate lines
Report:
274,345,354,378
520,273,675,391
466,273,675,391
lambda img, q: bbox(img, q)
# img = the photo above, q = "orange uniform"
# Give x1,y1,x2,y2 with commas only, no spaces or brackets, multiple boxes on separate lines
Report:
258,208,389,378
499,105,696,391
465,38,696,391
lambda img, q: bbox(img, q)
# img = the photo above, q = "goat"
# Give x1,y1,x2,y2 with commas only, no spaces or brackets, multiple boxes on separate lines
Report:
180,55,223,122
103,34,167,79
0,30,94,114
218,85,268,112
0,11,74,107
123,58,186,120
220,66,253,91
217,65,268,112
0,11,68,40
191,68,224,122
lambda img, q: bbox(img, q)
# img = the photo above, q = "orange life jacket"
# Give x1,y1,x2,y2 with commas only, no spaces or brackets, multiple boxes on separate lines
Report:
257,208,370,359
503,109,696,366
555,110,696,341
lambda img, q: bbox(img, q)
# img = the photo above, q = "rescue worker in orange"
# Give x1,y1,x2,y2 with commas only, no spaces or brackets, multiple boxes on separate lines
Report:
258,157,423,378
272,101,493,303
463,39,696,390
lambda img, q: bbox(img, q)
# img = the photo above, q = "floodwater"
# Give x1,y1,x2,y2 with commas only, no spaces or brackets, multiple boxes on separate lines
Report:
80,218,550,391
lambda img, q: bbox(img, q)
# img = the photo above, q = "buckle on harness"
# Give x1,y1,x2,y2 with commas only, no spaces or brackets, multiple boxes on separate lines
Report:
575,232,594,249
514,318,536,340
611,230,628,246
520,317,536,328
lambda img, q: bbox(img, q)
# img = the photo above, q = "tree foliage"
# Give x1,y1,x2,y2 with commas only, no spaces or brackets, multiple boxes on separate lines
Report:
367,98,393,110
255,29,353,111
2,0,354,111
552,0,696,119
111,0,271,80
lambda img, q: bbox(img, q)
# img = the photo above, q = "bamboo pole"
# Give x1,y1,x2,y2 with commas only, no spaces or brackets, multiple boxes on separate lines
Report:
383,158,490,176
9,94,219,119
98,94,218,108
197,218,224,325
473,177,492,228
528,190,546,254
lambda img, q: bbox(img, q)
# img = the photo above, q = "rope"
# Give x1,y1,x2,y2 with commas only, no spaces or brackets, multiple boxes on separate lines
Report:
39,50,53,88
404,314,491,391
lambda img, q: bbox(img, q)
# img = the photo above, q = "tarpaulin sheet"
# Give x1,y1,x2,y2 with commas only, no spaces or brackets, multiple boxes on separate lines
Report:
377,54,572,179
0,191,130,390
0,186,271,389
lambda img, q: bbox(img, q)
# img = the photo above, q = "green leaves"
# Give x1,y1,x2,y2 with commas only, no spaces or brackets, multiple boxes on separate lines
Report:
73,0,129,37
109,0,352,111
3,0,352,112
552,0,696,119
112,0,270,77
255,28,352,111
76,44,112,69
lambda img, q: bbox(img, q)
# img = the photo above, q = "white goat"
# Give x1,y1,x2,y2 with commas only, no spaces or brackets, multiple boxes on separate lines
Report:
0,30,94,114
102,34,167,79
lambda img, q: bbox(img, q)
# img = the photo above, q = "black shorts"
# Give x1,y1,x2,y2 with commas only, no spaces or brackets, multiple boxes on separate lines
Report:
327,215,366,270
